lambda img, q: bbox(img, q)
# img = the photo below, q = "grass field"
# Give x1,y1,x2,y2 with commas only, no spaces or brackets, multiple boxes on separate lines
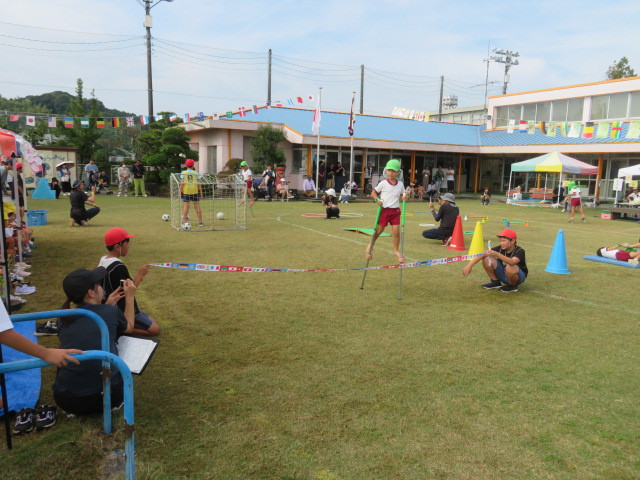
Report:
2,194,640,480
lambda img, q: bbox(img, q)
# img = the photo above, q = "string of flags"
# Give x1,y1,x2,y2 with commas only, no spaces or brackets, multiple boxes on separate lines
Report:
0,95,318,129
505,119,640,139
391,107,430,122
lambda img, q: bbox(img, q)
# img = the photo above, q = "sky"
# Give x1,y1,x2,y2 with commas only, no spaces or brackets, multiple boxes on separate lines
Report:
2,0,639,118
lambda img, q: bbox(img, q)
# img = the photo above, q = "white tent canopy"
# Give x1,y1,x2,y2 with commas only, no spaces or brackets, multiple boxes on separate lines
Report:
617,164,640,177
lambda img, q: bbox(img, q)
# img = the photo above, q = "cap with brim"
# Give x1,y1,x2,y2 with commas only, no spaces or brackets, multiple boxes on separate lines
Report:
105,227,136,246
240,161,248,167
185,159,195,167
497,228,517,240
440,192,456,203
72,179,84,188
63,267,107,303
384,159,402,171
15,162,22,169
325,188,336,196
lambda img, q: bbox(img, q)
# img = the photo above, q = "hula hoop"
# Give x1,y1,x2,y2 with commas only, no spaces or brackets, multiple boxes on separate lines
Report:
301,213,326,218
301,212,364,218
339,212,364,218
419,223,435,227
414,211,430,214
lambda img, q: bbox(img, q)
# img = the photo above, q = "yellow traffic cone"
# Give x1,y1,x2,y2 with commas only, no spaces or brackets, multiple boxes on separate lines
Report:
467,221,485,256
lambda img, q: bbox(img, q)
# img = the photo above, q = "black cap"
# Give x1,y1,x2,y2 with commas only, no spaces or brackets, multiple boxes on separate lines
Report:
63,267,107,303
72,179,84,189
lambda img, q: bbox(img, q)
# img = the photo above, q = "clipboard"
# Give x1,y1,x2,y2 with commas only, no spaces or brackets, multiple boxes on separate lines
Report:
116,335,160,375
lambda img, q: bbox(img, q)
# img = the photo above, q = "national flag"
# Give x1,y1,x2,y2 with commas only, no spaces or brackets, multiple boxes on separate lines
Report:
9,115,19,122
595,121,609,138
518,120,527,132
48,117,57,128
183,113,191,123
308,95,314,102
96,118,106,128
25,116,35,127
252,105,259,114
538,122,547,135
238,107,247,117
112,117,121,127
312,94,321,136
296,97,303,103
287,98,294,105
582,122,594,138
507,119,515,133
64,117,74,128
348,92,356,136
139,116,148,126
274,102,283,107
226,111,233,118
169,114,177,122
610,121,622,138
126,117,135,127
80,117,89,128
212,113,219,120
197,112,204,121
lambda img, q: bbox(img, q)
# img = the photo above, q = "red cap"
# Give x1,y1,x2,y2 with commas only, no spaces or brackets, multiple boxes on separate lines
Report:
497,228,517,240
185,159,195,167
15,162,22,168
104,227,135,246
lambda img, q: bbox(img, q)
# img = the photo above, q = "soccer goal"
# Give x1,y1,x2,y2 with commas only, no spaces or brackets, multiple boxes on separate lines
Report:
169,173,247,231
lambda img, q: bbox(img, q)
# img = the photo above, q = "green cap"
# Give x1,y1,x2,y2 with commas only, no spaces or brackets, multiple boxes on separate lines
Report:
240,161,247,167
385,159,401,171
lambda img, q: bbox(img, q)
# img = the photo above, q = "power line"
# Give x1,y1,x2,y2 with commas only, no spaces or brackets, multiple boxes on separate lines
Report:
0,33,142,44
0,21,139,37
0,41,146,52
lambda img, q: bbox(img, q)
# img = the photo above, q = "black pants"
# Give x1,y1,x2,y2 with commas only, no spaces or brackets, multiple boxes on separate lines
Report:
326,207,340,218
54,383,123,415
422,227,451,240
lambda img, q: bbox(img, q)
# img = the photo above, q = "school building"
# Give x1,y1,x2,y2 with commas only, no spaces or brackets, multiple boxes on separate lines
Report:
183,76,640,200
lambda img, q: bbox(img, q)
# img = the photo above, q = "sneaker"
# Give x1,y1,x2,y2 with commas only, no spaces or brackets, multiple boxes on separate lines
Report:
15,285,36,295
198,222,204,227
22,252,32,257
482,280,502,289
10,295,26,304
144,195,148,198
34,405,57,429
15,262,31,269
80,220,88,227
441,236,452,246
35,320,58,336
500,284,518,293
12,408,34,434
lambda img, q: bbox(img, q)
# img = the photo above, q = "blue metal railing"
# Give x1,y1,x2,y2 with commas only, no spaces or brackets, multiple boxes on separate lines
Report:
10,309,114,433
0,351,136,480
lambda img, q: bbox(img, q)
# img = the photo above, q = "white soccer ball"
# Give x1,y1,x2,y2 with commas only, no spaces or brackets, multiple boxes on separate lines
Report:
162,214,170,221
182,222,191,231
216,212,225,220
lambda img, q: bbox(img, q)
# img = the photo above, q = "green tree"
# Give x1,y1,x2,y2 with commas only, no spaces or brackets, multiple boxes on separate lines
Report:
606,57,636,79
135,113,197,184
251,124,286,172
54,79,103,162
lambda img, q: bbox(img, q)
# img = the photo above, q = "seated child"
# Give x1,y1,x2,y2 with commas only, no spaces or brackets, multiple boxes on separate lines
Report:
426,182,437,199
480,187,491,205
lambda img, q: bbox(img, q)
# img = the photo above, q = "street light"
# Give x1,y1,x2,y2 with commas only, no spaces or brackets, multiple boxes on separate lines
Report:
138,0,174,118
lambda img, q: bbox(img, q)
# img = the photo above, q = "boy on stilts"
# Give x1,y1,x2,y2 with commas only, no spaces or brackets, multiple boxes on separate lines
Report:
366,159,408,263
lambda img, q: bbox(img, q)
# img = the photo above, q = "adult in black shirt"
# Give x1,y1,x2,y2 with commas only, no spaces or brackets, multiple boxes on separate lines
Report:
462,228,528,293
131,159,147,197
53,267,136,415
69,179,100,227
262,165,275,200
422,192,459,244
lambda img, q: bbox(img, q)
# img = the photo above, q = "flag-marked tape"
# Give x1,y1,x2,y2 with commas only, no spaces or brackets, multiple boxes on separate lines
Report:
150,253,482,273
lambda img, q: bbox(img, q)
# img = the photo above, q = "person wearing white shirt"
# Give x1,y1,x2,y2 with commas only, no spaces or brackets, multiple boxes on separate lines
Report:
446,166,455,192
302,176,316,197
339,184,351,203
568,186,586,223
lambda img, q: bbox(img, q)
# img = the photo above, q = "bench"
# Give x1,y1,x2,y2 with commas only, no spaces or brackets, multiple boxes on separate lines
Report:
610,205,640,219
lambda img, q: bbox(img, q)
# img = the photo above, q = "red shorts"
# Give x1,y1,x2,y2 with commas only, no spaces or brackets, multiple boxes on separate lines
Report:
615,250,631,261
245,180,253,188
378,207,401,227
570,197,581,207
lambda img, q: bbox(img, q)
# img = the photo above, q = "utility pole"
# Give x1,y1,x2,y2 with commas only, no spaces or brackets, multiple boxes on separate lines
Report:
438,76,444,121
491,48,520,95
360,65,364,114
267,49,272,106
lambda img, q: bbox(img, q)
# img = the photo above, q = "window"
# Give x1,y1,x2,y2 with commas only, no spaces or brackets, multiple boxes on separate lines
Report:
551,100,568,122
522,103,536,122
495,106,508,127
609,93,628,119
507,105,521,121
590,95,608,120
207,146,217,174
567,98,583,121
242,136,253,162
292,146,307,174
630,92,640,117
536,102,551,123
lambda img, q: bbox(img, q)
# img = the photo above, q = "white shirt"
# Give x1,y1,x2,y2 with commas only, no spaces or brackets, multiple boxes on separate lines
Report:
0,302,13,333
570,187,581,198
241,168,252,181
303,179,315,191
374,178,405,209
446,169,455,181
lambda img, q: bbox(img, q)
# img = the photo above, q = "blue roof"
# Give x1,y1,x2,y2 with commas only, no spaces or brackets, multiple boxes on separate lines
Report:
223,107,640,148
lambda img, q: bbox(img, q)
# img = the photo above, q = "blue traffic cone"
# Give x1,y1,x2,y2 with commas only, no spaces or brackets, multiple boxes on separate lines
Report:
505,221,510,227
545,229,570,274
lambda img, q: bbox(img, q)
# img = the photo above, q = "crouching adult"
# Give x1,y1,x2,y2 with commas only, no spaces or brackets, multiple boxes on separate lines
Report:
69,180,100,227
422,192,459,245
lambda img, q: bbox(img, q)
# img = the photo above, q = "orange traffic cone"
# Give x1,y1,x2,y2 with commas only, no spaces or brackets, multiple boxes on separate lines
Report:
448,215,466,251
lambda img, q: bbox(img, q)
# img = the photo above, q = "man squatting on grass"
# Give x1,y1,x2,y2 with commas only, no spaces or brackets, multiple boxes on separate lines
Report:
98,227,160,336
461,228,528,293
